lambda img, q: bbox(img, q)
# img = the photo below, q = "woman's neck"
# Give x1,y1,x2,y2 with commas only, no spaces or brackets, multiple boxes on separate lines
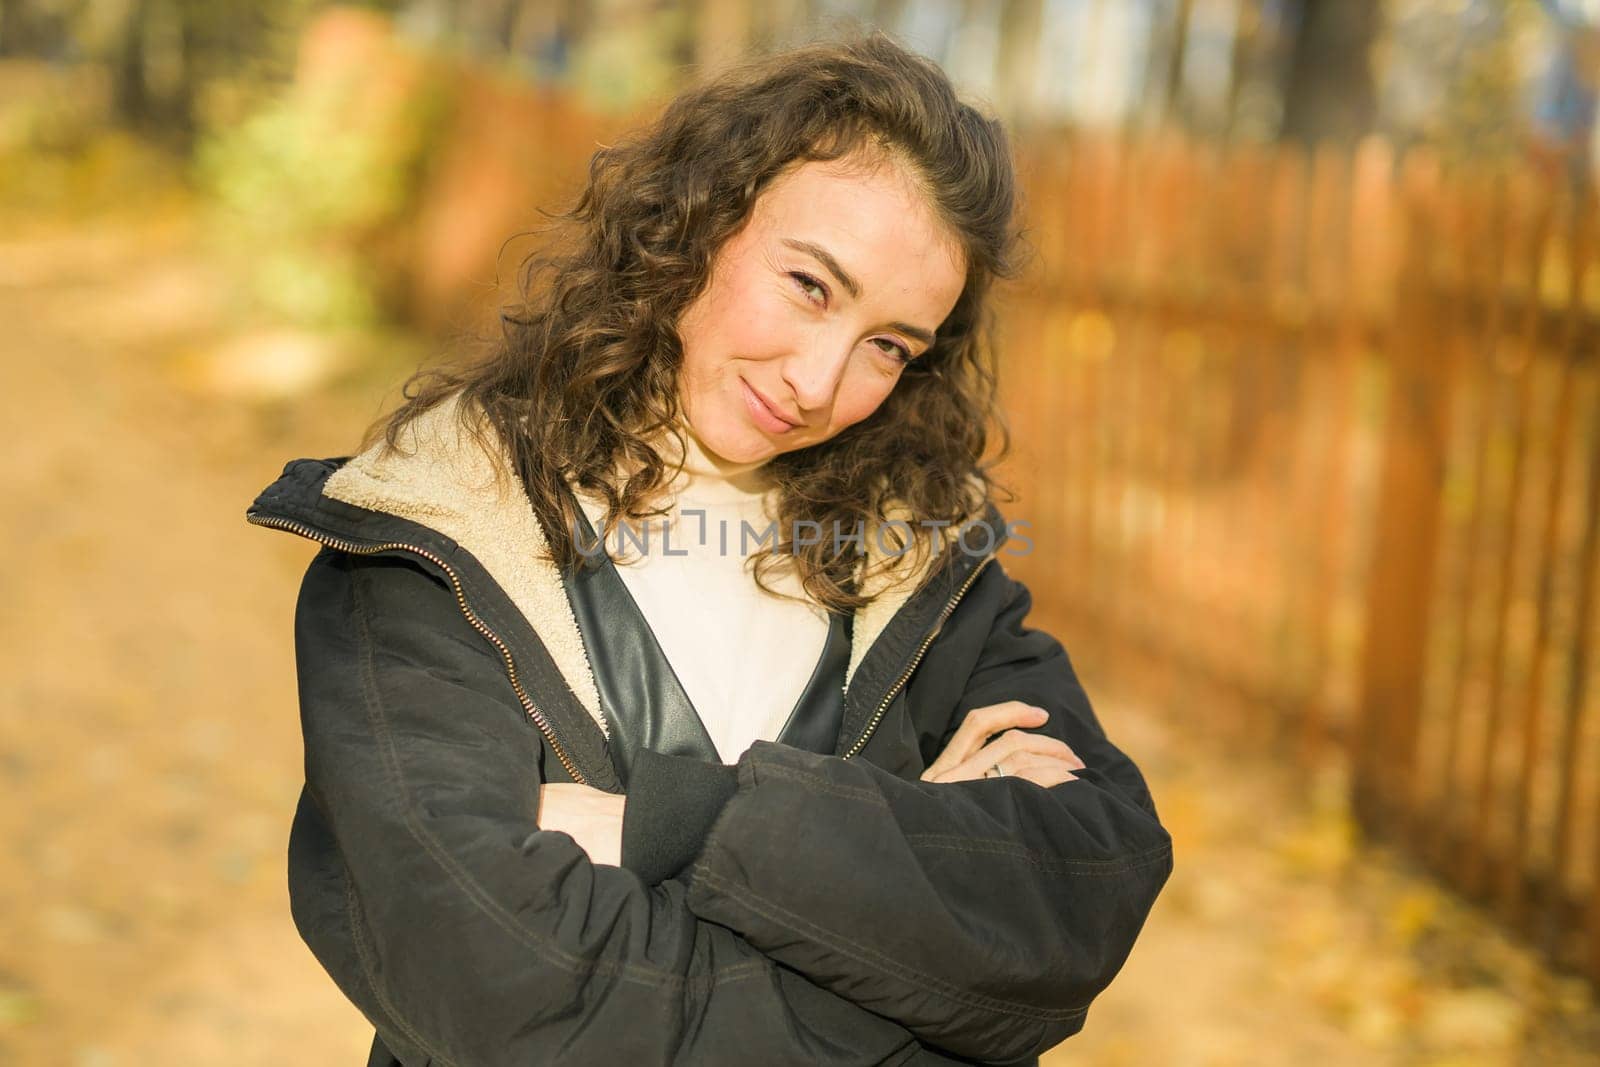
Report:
663,420,772,498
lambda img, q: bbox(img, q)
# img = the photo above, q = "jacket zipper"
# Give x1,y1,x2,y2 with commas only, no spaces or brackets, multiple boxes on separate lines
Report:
246,513,594,786
841,553,996,760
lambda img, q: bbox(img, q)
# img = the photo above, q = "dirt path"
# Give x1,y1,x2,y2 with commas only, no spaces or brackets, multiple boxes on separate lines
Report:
0,214,1595,1066
0,216,375,1065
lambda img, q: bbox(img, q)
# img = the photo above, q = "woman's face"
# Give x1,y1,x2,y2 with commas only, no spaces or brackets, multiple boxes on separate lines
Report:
674,153,967,465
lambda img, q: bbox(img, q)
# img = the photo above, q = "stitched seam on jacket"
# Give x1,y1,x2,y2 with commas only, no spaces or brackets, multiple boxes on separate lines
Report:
350,561,760,995
902,836,1174,876
752,762,889,806
752,762,1171,873
343,861,460,1067
691,864,1090,1023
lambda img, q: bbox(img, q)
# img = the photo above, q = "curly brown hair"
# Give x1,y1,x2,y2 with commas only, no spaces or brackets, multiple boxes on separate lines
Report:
365,31,1022,613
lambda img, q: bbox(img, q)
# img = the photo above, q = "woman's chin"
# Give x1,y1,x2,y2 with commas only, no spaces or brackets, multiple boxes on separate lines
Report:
703,426,778,465
675,402,761,462
681,390,802,464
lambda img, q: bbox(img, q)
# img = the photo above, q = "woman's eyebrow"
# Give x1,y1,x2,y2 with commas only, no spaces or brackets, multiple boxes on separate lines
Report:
781,237,937,346
782,238,861,299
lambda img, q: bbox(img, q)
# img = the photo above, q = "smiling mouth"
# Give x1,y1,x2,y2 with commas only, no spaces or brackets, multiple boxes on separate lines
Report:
741,378,802,433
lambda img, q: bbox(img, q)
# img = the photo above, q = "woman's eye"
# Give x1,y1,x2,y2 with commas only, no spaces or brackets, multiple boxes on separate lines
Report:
872,338,913,363
790,272,828,304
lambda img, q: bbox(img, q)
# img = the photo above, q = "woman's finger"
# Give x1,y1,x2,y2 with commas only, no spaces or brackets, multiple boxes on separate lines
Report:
938,749,1081,787
920,702,1048,781
929,729,1085,783
934,747,1081,786
925,702,1037,776
999,753,1080,788
959,729,1084,774
927,725,1059,782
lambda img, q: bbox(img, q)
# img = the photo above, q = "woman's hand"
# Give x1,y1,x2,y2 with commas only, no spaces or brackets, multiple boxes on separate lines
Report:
920,701,1085,787
537,783,627,867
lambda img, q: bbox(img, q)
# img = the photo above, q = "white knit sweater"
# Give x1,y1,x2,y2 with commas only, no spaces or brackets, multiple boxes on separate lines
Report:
572,428,830,764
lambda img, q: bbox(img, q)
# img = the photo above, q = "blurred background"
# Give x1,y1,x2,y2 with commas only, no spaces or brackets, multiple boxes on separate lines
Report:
2,1,1599,1064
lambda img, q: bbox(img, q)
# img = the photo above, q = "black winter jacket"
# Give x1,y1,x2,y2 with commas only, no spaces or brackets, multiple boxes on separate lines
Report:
245,396,1173,1066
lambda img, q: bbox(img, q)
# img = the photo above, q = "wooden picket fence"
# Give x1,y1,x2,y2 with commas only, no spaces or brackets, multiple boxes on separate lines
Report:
995,132,1600,985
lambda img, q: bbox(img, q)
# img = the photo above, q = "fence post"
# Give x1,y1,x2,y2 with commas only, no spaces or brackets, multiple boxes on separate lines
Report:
1352,148,1452,835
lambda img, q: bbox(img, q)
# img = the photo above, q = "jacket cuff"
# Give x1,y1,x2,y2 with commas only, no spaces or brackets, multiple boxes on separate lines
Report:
620,748,740,885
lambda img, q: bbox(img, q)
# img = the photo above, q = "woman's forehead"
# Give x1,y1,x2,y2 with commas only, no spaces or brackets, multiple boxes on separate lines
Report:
761,150,923,211
750,157,966,288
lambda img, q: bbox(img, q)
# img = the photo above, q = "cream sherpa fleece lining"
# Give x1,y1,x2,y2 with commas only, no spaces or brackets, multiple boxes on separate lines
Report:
320,392,962,739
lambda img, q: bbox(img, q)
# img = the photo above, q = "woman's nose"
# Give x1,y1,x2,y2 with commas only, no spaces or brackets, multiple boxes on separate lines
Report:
779,333,853,416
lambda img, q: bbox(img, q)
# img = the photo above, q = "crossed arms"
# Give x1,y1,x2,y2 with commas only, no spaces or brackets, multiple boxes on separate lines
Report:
289,548,1172,1065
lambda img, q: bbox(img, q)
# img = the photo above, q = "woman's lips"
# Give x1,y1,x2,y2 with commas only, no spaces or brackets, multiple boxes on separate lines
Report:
740,378,799,434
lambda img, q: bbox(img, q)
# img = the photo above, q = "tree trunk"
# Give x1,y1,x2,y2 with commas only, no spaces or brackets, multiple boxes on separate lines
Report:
996,0,1043,123
1169,0,1196,122
0,0,29,56
112,0,154,127
1279,0,1379,147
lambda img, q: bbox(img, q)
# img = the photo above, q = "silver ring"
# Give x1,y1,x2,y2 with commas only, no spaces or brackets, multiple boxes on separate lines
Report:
989,762,1006,778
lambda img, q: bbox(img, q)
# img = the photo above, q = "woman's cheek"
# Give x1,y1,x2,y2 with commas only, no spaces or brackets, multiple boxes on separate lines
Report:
841,364,899,420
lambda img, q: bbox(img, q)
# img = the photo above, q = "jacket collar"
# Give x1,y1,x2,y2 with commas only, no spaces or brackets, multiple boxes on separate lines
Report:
251,392,1006,748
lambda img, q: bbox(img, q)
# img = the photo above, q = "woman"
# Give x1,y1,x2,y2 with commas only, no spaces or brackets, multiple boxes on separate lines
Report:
247,33,1171,1067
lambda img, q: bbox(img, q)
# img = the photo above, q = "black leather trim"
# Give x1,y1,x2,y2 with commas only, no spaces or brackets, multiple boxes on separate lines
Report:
561,488,847,780
562,501,721,781
773,609,849,755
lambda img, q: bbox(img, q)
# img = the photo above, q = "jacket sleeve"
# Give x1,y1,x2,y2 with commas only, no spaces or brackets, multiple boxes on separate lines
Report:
678,560,1174,1063
289,547,945,1067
